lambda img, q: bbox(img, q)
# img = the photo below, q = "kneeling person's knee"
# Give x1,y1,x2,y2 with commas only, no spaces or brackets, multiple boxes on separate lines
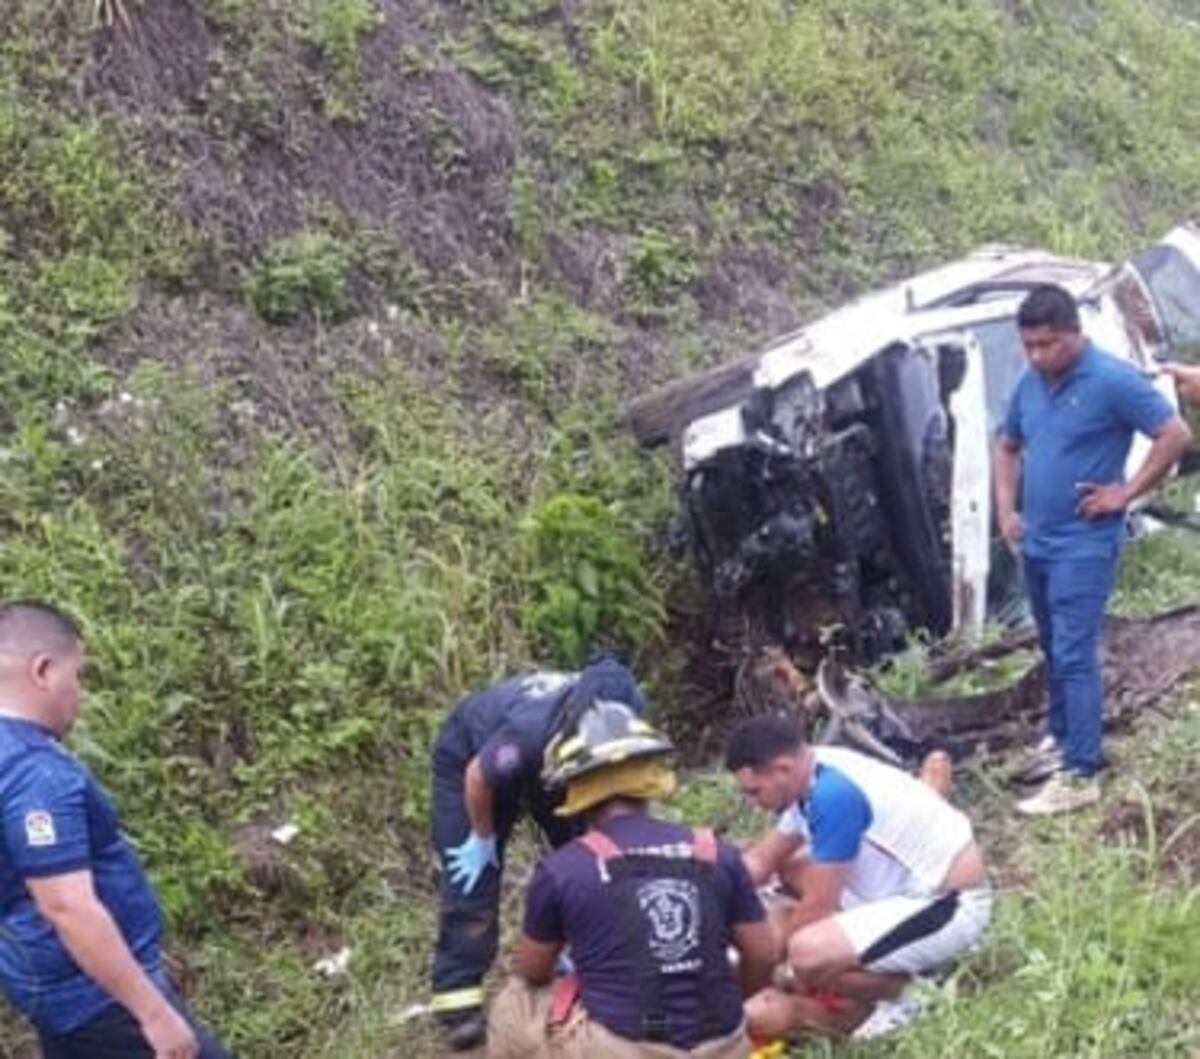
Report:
787,921,853,980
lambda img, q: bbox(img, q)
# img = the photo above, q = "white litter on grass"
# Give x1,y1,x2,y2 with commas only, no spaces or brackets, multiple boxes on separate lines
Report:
396,1003,433,1023
270,822,300,846
313,947,352,977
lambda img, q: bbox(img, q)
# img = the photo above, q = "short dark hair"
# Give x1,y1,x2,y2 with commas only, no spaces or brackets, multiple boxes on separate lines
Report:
724,715,805,771
0,600,83,655
1016,284,1080,332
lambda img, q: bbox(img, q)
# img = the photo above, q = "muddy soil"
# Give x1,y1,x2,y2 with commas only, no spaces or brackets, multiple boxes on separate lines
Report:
879,607,1200,755
1099,606,1200,725
1100,797,1200,884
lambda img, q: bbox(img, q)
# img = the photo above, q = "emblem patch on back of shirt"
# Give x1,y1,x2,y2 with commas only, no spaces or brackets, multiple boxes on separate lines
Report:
637,879,700,969
24,810,57,848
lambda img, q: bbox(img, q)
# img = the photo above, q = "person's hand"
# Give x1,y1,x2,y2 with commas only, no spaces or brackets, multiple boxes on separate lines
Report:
139,1004,198,1059
444,832,499,895
1164,362,1200,409
1075,482,1130,519
998,509,1024,548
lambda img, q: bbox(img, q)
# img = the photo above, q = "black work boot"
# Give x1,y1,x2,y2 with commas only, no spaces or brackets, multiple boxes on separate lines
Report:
441,1009,486,1051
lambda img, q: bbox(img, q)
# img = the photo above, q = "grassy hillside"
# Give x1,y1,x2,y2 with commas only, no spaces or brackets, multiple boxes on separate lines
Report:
2,0,1199,1054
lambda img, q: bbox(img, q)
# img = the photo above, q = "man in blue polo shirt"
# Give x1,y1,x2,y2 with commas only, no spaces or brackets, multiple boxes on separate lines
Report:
994,286,1192,815
0,600,230,1058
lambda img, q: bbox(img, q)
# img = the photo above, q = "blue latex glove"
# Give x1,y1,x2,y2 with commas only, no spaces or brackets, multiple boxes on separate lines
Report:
554,950,575,976
444,832,499,895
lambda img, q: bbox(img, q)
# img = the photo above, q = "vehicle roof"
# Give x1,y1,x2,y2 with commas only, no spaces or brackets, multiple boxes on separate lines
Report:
754,247,1108,391
680,226,1196,466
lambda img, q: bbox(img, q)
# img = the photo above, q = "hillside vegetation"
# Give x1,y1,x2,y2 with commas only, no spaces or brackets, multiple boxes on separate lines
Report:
1,1,1199,1054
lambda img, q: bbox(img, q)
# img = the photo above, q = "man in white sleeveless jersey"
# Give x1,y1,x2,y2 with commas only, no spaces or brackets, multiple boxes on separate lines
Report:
725,715,990,1041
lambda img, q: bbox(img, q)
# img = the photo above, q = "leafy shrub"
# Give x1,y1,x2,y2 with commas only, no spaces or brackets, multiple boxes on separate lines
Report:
301,0,383,120
625,227,698,310
248,231,350,323
522,492,664,667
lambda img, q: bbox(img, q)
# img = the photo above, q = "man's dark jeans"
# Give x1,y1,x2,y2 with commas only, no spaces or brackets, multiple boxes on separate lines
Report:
1023,552,1119,777
38,982,231,1059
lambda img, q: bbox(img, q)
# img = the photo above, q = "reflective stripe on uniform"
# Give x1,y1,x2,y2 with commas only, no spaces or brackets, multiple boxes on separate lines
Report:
430,986,485,1012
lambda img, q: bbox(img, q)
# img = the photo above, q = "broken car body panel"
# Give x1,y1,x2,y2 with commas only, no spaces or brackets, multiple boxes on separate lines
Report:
670,226,1198,662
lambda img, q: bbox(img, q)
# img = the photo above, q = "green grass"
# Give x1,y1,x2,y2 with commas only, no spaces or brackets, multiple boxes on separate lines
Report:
301,0,383,121
3,0,1200,1053
248,231,352,323
836,686,1200,1059
1112,474,1200,618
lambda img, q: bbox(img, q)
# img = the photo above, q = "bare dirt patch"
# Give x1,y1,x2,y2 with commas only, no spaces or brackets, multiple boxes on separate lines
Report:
694,241,801,335
1100,797,1200,884
1100,606,1200,725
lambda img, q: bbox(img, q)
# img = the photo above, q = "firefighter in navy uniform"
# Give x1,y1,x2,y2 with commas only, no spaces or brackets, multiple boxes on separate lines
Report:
486,701,777,1058
430,657,647,1050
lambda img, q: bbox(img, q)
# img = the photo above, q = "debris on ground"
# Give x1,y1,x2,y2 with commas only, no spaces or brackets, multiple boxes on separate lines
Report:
271,822,301,846
313,947,352,977
741,606,1200,767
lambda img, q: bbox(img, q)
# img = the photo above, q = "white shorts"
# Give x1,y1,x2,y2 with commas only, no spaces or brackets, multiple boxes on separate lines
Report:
835,886,993,976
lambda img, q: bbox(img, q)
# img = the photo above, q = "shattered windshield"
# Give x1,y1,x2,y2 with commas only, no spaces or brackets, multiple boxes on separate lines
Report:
1132,244,1200,363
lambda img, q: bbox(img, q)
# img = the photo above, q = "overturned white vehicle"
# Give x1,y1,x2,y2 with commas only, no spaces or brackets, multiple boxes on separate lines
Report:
632,225,1200,663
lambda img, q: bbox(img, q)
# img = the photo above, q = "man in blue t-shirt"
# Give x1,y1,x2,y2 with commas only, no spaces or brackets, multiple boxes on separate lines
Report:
429,655,648,1049
994,285,1192,815
0,600,229,1058
487,701,775,1058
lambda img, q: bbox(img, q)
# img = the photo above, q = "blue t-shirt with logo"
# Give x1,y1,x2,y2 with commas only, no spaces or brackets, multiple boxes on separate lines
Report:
0,717,164,1034
522,813,764,1049
1000,343,1174,559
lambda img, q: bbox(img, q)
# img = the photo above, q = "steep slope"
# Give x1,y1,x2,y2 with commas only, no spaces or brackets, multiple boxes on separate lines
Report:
1,1,1199,1052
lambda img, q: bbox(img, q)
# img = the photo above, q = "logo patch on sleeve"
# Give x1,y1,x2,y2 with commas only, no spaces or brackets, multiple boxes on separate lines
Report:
24,810,57,848
492,742,522,776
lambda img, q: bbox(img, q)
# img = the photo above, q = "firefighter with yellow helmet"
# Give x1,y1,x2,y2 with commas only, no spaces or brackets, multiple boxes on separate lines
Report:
487,700,777,1058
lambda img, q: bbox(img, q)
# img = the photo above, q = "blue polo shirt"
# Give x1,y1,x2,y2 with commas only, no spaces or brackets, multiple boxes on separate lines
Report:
0,717,164,1034
1000,343,1174,560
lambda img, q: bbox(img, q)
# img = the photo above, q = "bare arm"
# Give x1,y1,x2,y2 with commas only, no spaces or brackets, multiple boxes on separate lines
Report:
993,435,1024,546
731,920,778,997
783,862,848,934
28,872,196,1059
1077,416,1193,518
512,934,560,987
1123,417,1193,500
463,755,496,837
1165,363,1200,409
742,829,804,887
